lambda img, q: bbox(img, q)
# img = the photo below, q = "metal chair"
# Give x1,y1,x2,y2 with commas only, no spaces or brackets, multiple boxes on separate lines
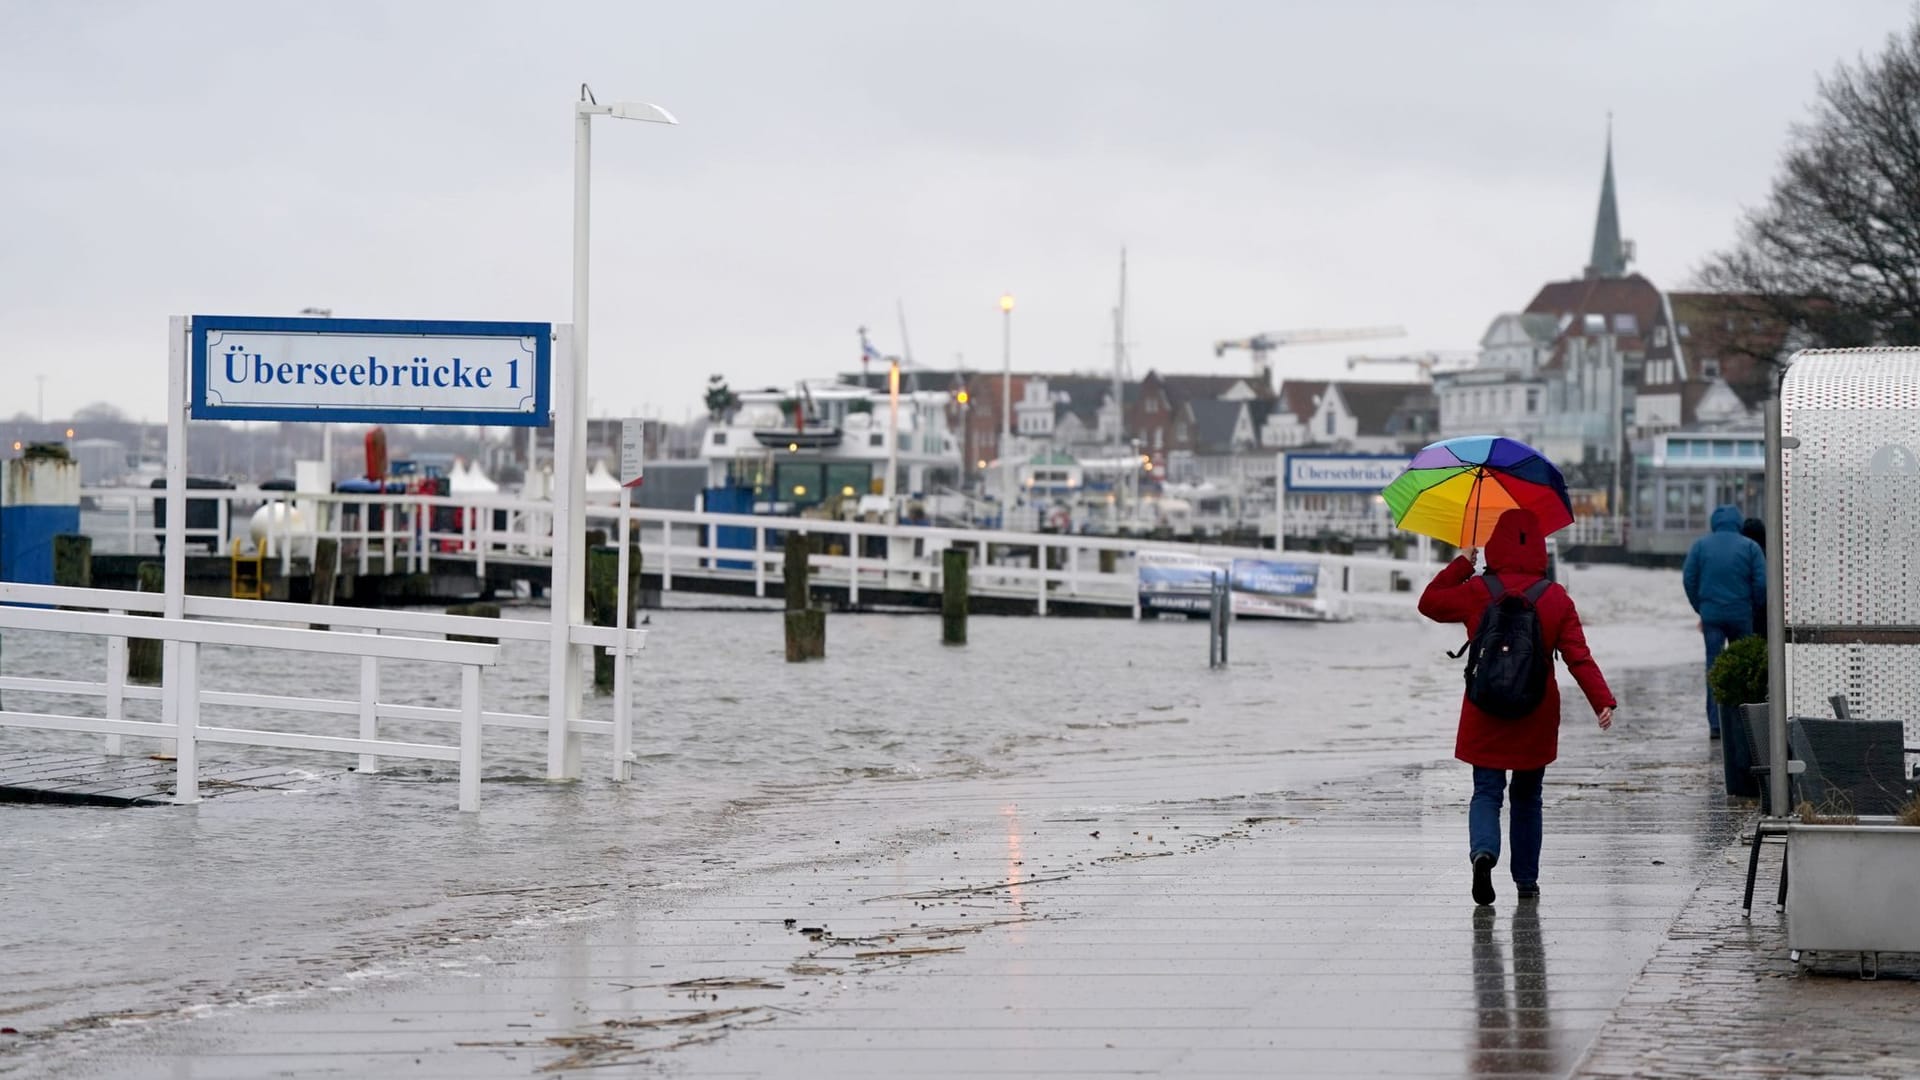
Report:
1788,718,1916,817
1741,705,1792,916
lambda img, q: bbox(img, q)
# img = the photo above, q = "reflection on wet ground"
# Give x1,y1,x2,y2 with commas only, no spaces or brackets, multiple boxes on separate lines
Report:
1472,904,1553,1076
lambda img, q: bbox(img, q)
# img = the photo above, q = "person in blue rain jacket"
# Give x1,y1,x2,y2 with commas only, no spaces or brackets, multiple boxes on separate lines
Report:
1682,505,1767,737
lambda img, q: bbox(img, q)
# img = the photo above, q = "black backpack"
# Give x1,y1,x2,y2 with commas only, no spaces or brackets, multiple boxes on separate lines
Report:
1454,575,1553,719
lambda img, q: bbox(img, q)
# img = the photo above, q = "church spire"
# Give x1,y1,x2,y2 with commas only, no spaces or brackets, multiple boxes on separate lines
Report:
1585,117,1627,278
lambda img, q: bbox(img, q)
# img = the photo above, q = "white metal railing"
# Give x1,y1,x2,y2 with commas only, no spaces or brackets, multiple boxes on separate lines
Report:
77,486,1439,616
0,583,647,808
1557,515,1624,547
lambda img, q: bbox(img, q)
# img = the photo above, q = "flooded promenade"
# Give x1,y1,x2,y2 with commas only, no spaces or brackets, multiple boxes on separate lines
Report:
4,565,1917,1078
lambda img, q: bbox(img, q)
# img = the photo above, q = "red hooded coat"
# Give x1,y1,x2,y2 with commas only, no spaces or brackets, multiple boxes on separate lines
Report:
1418,509,1615,770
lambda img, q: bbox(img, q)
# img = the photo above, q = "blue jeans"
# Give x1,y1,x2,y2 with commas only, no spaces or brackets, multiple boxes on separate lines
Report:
1702,618,1752,732
1470,767,1545,887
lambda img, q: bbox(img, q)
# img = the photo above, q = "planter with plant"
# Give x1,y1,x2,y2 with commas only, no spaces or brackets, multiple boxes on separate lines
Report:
1707,634,1767,798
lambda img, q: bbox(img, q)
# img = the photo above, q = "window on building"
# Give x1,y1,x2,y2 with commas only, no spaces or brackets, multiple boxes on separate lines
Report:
870,433,884,447
1174,422,1187,441
1526,388,1540,413
712,432,727,446
1654,326,1669,347
1614,313,1639,335
1324,410,1335,436
1503,388,1514,413
1145,396,1160,414
1700,358,1720,379
1678,323,1691,338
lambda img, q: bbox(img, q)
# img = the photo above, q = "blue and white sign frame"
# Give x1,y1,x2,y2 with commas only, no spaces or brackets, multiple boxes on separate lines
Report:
1282,452,1410,493
190,315,552,426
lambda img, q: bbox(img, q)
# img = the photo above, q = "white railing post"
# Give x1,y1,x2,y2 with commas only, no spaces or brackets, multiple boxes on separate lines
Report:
1037,539,1049,616
849,535,860,607
125,497,137,554
173,640,200,805
661,523,673,591
358,629,380,774
753,526,766,597
421,497,433,576
1067,545,1079,597
104,623,127,756
458,663,482,812
216,498,229,556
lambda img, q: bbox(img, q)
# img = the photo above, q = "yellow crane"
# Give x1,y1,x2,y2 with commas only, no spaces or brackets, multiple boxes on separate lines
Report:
1214,326,1406,387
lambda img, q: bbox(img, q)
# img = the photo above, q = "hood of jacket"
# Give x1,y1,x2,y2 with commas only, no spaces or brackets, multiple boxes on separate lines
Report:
1711,505,1745,533
1485,508,1548,576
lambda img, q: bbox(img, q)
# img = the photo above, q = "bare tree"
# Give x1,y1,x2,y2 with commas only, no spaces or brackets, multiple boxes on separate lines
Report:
1702,16,1920,353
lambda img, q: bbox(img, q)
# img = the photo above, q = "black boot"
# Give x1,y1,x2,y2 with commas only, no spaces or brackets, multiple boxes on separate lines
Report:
1471,853,1496,906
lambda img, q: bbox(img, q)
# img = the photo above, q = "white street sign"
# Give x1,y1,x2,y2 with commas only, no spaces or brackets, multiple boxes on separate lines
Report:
619,418,646,487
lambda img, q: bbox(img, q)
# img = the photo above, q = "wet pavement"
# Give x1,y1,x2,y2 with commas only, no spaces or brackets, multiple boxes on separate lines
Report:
3,566,1915,1078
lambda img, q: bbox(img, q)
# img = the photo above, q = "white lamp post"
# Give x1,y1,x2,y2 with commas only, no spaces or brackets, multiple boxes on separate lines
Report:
999,293,1014,529
548,84,676,780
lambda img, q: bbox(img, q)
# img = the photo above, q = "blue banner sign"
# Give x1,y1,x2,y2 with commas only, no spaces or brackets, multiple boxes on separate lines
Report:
1138,552,1334,620
190,315,552,426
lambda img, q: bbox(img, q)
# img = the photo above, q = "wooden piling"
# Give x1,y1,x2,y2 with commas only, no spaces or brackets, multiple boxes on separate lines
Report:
785,608,826,661
1098,548,1117,575
783,536,824,660
53,534,91,591
584,538,643,691
941,548,969,646
128,562,163,685
588,544,617,692
445,601,502,645
311,537,340,606
783,535,811,611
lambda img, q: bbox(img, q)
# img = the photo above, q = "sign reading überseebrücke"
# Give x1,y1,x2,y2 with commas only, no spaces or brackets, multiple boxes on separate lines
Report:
190,315,552,427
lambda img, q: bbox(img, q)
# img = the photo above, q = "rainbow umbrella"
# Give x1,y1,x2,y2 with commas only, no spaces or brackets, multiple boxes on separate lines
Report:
1383,435,1573,547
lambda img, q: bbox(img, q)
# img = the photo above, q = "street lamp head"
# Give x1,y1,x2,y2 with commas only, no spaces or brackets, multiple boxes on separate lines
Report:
999,294,1015,313
955,390,969,405
578,98,679,125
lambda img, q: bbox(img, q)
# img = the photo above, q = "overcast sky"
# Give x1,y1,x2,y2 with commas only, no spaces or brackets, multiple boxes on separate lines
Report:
2,0,1912,425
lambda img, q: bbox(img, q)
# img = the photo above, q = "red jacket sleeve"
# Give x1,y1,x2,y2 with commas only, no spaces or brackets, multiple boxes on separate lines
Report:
1418,556,1480,624
1549,588,1615,714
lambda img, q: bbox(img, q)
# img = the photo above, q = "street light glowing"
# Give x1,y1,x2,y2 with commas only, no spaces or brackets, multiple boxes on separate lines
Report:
977,459,987,469
792,484,807,497
788,442,799,452
64,428,74,438
999,293,1015,313
841,485,856,497
955,390,969,404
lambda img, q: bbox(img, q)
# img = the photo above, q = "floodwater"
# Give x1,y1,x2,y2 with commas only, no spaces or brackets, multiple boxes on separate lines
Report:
0,563,1702,1072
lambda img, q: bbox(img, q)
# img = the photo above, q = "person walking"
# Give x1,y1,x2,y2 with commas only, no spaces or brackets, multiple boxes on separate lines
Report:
1682,506,1767,737
1420,509,1616,906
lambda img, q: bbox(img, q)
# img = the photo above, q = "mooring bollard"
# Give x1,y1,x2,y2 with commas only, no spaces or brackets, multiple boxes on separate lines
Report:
783,535,825,660
128,561,163,685
942,547,969,645
445,601,501,645
1208,574,1231,669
